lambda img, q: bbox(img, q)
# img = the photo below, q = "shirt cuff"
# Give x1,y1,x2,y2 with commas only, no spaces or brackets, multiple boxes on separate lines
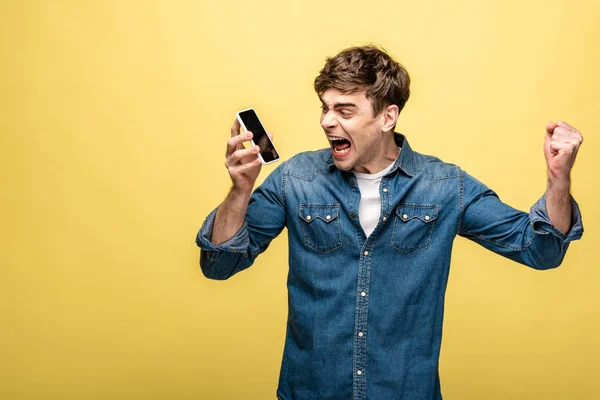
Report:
195,207,249,253
529,193,584,244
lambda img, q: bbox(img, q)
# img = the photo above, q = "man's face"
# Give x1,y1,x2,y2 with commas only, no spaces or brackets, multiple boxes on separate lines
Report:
319,88,389,173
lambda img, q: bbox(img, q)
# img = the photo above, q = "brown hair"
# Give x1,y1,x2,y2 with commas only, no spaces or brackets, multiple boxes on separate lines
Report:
314,45,411,116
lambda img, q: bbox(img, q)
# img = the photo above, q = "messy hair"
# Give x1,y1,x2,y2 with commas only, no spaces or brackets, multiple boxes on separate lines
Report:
314,45,411,116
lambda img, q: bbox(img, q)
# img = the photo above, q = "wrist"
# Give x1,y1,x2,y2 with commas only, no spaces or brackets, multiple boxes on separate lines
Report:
229,184,253,199
547,175,570,194
221,186,252,217
546,164,571,181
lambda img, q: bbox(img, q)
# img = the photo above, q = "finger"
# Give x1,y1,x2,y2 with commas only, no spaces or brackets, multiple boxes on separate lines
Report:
228,157,263,176
557,120,577,132
267,132,274,140
226,146,259,167
551,136,581,153
226,145,260,166
550,127,583,144
226,131,254,157
550,126,572,138
231,119,241,138
237,156,263,172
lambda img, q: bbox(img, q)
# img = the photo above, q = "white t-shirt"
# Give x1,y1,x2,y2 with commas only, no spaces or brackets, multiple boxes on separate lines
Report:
353,158,397,238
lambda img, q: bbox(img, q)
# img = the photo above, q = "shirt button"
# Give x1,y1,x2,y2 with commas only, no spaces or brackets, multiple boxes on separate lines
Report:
351,212,357,218
363,251,369,256
306,215,312,221
357,370,362,376
382,216,387,221
360,291,366,297
424,215,430,221
326,215,331,220
358,332,364,337
382,188,388,193
402,213,408,220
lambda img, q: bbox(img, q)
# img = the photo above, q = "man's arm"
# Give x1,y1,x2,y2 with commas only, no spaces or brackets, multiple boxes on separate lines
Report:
210,120,263,245
196,119,286,280
544,121,583,235
458,120,584,269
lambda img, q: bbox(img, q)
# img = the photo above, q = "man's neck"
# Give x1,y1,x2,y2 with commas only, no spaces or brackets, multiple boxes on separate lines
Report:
353,133,400,174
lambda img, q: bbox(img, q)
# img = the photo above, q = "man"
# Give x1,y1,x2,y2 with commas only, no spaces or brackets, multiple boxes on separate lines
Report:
196,45,583,400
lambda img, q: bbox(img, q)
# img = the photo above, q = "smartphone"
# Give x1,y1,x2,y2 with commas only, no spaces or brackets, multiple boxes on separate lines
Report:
236,108,280,164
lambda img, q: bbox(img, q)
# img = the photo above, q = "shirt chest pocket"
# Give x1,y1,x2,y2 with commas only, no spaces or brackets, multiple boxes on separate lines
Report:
299,204,343,254
391,204,438,254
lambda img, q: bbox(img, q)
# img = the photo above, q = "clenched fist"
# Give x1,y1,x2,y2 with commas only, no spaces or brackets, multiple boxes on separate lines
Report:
544,120,583,182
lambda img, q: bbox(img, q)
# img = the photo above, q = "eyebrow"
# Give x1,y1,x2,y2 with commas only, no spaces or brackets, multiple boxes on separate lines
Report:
334,103,357,108
320,99,358,108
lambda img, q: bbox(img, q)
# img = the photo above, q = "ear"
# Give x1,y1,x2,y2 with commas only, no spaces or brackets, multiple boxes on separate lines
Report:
381,104,399,133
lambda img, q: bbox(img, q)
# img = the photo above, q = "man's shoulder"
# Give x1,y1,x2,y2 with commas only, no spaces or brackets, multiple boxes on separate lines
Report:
410,149,462,180
282,148,333,181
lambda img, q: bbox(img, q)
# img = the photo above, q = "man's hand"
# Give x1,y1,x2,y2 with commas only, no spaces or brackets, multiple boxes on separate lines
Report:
210,119,273,246
543,120,583,235
226,119,263,194
544,120,583,182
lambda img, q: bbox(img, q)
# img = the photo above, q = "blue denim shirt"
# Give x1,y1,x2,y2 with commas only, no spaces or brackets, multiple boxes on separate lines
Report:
196,134,583,400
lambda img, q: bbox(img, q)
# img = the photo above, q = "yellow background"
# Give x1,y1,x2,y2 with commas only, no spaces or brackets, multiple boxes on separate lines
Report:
1,1,599,399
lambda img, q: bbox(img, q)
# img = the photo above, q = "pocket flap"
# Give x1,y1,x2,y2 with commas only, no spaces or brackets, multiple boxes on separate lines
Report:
299,204,340,223
395,204,438,223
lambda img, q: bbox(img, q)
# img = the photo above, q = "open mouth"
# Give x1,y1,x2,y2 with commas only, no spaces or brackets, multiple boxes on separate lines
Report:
328,136,351,155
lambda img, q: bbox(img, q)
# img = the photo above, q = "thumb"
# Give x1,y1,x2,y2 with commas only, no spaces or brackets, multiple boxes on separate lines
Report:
544,124,556,159
544,133,552,157
546,121,558,135
544,122,557,159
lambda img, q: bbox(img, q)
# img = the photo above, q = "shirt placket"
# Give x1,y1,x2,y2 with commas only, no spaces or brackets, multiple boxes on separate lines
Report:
353,246,371,399
351,176,392,399
345,175,364,399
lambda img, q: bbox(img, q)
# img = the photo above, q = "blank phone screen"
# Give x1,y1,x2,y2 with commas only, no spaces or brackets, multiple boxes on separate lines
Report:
238,109,279,163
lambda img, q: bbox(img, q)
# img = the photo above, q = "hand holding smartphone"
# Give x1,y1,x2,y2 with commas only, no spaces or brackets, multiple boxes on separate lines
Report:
236,108,280,164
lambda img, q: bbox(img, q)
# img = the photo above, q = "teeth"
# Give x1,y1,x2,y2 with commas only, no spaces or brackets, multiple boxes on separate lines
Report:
333,147,350,154
328,137,346,141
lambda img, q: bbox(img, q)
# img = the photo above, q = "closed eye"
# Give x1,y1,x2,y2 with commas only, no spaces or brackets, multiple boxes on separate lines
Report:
320,105,354,118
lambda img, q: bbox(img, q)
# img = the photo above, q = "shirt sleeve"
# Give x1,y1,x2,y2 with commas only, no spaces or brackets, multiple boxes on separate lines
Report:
195,162,287,279
458,170,583,269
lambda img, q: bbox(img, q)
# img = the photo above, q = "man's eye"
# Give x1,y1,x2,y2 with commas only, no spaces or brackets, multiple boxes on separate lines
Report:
321,106,328,113
340,110,352,117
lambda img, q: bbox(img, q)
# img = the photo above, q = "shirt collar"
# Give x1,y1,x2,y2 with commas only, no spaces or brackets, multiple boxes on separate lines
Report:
392,132,415,177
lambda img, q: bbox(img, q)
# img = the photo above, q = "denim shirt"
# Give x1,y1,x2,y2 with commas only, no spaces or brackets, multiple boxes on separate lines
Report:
196,134,583,400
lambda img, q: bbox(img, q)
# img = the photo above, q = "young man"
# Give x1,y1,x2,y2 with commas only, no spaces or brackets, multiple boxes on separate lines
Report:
196,46,584,400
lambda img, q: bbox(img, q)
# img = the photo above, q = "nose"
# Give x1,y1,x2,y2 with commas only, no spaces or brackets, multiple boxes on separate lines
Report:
320,110,338,130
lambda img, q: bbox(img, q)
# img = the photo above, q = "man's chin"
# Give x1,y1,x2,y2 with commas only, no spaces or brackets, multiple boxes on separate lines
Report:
332,158,354,172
